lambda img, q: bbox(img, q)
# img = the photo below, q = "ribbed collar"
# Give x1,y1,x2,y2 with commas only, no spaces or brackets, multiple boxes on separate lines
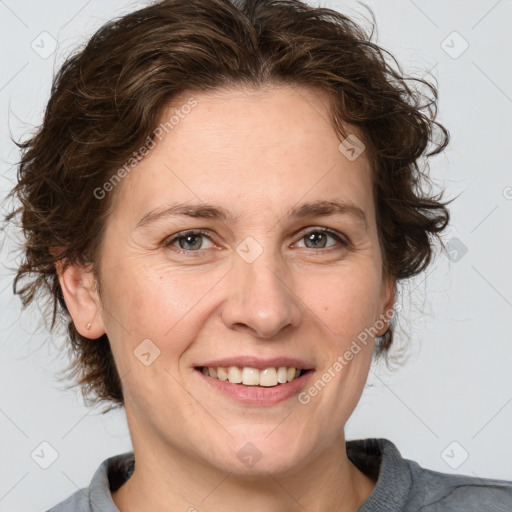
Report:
347,438,413,511
87,438,411,511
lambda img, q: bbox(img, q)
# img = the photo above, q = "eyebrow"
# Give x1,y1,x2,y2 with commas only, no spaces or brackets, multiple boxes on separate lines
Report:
136,199,368,231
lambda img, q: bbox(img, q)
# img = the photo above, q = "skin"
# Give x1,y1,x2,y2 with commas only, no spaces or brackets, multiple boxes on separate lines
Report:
59,84,396,512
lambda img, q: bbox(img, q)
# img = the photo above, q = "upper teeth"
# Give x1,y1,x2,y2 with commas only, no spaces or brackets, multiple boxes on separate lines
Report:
201,366,302,387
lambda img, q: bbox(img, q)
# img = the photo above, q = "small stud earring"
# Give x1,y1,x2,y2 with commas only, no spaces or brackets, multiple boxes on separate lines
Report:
86,323,91,330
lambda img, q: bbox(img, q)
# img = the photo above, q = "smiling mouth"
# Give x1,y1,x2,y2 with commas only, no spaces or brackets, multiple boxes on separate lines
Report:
194,366,312,387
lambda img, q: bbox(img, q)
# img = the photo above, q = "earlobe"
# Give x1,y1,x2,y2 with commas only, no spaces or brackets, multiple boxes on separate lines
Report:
56,260,105,339
377,274,397,336
383,278,396,317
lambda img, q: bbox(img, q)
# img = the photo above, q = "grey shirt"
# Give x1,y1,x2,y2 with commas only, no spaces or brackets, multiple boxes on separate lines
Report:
46,438,512,511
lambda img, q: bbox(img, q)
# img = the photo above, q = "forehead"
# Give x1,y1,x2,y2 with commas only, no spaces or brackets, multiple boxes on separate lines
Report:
109,84,375,226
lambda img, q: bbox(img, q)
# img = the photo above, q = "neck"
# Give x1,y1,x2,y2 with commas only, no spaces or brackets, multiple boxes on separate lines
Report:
112,432,376,512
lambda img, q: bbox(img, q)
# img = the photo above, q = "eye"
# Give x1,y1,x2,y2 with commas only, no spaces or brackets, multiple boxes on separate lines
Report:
162,227,349,256
294,228,348,250
163,230,214,254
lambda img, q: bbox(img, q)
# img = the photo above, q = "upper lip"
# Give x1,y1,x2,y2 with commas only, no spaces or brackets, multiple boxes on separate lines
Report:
195,356,315,370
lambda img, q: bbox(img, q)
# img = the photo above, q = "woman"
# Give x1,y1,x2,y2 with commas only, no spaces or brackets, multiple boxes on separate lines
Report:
7,0,511,510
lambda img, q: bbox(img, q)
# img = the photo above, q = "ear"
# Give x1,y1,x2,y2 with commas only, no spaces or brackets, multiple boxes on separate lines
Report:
376,273,397,336
56,260,106,339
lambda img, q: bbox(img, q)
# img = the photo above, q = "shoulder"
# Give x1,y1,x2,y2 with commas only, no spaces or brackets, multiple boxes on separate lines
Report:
45,489,90,512
45,451,134,512
347,438,512,512
406,462,512,511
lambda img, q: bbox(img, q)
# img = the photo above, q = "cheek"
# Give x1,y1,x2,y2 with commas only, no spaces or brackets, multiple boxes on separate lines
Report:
100,259,224,371
103,258,198,331
300,264,382,339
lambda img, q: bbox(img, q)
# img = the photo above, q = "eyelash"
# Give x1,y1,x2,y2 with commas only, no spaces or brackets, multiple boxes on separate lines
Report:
162,227,349,256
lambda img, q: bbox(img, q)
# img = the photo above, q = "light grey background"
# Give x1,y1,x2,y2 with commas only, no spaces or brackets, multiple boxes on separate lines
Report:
1,0,511,510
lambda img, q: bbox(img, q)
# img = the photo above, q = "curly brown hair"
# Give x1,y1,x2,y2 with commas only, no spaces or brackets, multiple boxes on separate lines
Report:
6,0,452,409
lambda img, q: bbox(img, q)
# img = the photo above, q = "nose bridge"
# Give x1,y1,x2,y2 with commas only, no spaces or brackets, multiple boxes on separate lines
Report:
221,235,302,338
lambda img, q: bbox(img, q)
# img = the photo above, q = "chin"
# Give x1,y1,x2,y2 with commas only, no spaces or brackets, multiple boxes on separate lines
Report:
207,433,309,478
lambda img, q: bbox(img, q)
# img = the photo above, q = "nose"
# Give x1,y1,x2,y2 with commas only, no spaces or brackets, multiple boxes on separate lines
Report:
220,250,303,339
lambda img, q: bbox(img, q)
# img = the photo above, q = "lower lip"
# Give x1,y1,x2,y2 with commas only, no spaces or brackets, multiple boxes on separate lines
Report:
194,368,314,406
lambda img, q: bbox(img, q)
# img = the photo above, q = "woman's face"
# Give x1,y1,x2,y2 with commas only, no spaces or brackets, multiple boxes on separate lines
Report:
89,84,395,475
